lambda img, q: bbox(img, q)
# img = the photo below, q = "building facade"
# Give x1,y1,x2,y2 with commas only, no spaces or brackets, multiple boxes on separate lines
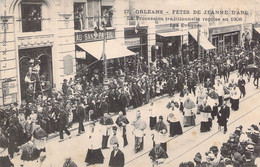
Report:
0,0,76,105
0,0,258,106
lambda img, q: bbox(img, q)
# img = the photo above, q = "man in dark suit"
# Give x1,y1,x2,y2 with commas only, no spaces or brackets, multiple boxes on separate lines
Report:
77,101,86,136
118,88,128,115
57,105,71,142
218,101,230,134
109,143,125,167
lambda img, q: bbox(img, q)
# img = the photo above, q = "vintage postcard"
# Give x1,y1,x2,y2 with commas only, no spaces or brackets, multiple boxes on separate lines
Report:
0,0,260,166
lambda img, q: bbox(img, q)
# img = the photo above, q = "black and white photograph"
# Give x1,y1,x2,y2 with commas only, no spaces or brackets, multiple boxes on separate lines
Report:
1,0,260,166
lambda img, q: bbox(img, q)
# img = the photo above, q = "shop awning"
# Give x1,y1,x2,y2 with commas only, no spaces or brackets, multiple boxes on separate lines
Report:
255,27,260,34
188,29,216,50
157,31,187,37
77,40,135,60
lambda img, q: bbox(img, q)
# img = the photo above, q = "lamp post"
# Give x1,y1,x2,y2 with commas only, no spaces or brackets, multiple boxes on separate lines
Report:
197,21,201,60
168,42,172,67
102,26,109,89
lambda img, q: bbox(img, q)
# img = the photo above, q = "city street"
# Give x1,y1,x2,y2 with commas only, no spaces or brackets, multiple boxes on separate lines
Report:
10,72,260,167
1,1,260,167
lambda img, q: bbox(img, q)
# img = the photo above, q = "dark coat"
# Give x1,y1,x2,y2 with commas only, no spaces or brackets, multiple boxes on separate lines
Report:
148,146,168,161
58,111,68,127
62,83,68,95
153,121,168,133
7,124,18,143
109,149,125,167
217,105,230,126
77,105,85,122
119,93,128,108
219,106,230,119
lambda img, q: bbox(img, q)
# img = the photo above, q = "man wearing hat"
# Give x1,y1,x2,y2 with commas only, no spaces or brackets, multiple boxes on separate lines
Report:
7,119,19,159
77,101,86,136
116,112,129,147
218,101,230,134
85,122,104,166
131,111,147,153
99,113,114,149
243,150,256,166
153,116,168,152
57,108,71,142
118,88,128,115
193,152,202,166
62,79,68,96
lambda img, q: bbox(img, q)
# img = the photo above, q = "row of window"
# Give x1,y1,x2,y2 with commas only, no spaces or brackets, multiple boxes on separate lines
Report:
20,2,114,32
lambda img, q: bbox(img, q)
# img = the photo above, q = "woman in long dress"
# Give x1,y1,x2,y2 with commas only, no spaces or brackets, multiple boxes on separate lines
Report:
167,113,183,137
183,97,196,127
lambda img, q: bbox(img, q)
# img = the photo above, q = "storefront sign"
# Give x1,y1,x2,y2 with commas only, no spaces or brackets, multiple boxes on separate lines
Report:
75,29,115,43
209,25,241,35
124,37,140,47
124,27,148,37
156,23,179,33
2,78,17,105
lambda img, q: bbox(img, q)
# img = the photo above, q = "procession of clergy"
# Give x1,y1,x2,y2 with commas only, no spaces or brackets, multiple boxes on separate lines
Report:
2,44,260,167
84,70,247,167
1,67,254,167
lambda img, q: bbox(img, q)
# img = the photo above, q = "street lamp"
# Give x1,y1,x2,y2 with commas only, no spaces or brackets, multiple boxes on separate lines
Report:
100,18,109,89
168,42,172,67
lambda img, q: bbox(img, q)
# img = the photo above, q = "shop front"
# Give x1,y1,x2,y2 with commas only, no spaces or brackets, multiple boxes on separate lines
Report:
154,23,188,68
124,26,148,73
188,28,215,61
209,24,241,53
75,28,136,77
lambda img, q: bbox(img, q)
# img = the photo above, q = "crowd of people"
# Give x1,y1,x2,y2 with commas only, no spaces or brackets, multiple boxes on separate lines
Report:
0,43,260,167
179,123,260,167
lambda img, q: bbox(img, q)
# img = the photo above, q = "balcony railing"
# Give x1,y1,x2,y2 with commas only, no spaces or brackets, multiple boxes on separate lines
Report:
16,18,51,33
